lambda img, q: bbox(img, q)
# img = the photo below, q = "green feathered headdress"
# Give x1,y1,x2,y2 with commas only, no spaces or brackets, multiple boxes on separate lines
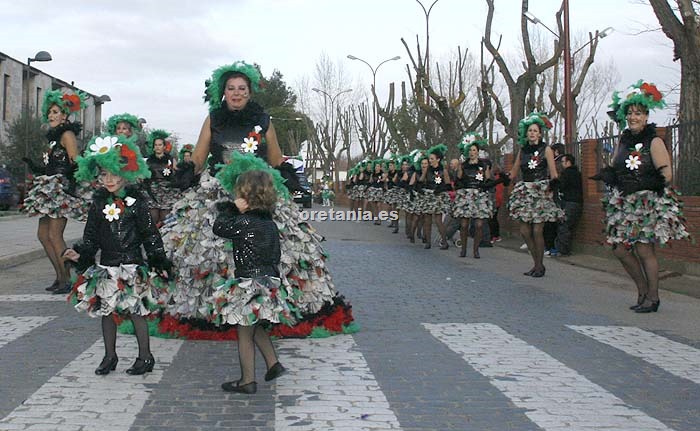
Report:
41,90,87,123
397,154,412,167
518,112,553,147
371,159,385,170
426,144,448,159
106,113,142,135
206,61,262,112
147,129,172,155
412,150,427,170
178,143,195,163
609,80,666,128
215,152,289,200
75,134,150,183
458,132,488,157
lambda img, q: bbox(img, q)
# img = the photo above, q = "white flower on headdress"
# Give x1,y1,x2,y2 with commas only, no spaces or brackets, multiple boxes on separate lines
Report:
241,137,258,153
103,203,121,222
475,172,484,182
434,174,442,185
461,134,476,145
124,196,136,207
413,152,423,163
625,86,643,99
42,152,49,165
90,136,119,155
254,125,262,134
626,155,641,170
162,167,171,176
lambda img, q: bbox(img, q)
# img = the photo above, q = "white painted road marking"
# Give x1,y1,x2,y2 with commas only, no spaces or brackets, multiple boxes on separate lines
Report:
424,323,675,431
568,325,700,385
0,316,57,349
275,335,403,430
0,294,67,302
0,337,183,431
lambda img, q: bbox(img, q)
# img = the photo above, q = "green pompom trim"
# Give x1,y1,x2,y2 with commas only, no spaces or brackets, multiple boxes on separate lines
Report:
609,80,667,128
178,144,195,163
427,144,448,158
206,61,262,112
458,132,488,156
76,134,151,182
215,152,290,200
147,129,170,154
518,112,552,147
41,90,88,123
106,113,141,135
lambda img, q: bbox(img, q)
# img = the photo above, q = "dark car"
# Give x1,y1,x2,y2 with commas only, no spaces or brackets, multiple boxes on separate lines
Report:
0,167,20,210
293,169,313,208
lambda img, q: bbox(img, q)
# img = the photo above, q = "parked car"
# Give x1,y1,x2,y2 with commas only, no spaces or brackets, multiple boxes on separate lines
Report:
0,167,20,210
293,169,313,209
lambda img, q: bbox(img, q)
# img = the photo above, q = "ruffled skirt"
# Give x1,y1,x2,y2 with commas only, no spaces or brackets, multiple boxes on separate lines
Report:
508,180,564,223
354,184,367,200
414,189,448,215
212,276,298,326
602,187,690,246
69,264,171,317
365,186,384,202
453,188,493,219
148,180,181,210
21,174,83,219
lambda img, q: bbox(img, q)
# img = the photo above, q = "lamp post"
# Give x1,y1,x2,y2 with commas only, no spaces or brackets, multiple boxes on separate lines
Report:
311,88,352,185
24,50,52,184
525,5,612,151
346,54,401,150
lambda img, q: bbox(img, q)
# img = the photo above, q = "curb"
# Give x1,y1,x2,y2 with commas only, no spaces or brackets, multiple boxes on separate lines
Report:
0,237,82,270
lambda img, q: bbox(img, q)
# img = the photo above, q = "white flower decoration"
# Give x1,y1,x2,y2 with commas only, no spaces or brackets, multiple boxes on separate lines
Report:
162,167,172,176
241,137,258,153
103,203,121,222
124,196,136,207
475,172,484,181
90,136,119,155
434,175,443,185
534,151,539,157
413,152,423,163
461,134,476,145
626,155,641,170
635,143,643,152
42,152,49,165
528,159,538,170
254,125,262,134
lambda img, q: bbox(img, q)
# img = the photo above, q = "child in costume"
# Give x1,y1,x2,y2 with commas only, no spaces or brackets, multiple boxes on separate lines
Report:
213,163,295,394
63,134,172,376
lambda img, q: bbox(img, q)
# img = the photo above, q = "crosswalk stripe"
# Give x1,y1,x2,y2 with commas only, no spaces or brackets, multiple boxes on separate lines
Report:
568,325,700,385
276,335,403,430
0,316,57,349
0,336,183,431
424,323,675,431
0,294,67,302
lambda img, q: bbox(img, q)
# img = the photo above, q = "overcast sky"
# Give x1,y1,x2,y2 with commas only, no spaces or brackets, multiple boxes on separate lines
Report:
1,0,679,145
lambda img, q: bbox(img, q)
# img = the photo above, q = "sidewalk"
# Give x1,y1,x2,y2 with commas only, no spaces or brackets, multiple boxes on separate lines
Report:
495,235,700,299
0,215,84,269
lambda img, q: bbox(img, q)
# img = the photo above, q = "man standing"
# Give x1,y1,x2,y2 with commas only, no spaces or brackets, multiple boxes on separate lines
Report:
555,154,583,256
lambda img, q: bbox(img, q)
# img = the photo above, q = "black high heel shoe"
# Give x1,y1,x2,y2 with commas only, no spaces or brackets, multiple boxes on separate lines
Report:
45,280,60,292
52,282,72,295
221,380,257,394
126,354,155,375
531,267,546,278
523,269,535,276
629,294,646,310
264,362,286,382
95,356,118,375
635,300,660,313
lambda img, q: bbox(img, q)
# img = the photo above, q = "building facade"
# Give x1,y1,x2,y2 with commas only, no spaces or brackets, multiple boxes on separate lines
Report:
0,51,107,147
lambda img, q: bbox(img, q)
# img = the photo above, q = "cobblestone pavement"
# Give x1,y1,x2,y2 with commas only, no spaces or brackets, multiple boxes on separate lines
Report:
1,214,699,430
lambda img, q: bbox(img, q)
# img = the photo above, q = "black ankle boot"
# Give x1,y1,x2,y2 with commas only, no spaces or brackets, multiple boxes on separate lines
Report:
95,356,118,375
126,354,155,375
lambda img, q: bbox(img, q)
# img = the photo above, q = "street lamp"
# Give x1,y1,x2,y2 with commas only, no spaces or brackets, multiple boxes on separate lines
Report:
311,88,352,185
571,27,613,58
525,4,611,151
24,50,52,184
346,54,401,149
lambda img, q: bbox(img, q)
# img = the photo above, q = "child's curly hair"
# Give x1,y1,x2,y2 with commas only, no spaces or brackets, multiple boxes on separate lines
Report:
235,170,278,211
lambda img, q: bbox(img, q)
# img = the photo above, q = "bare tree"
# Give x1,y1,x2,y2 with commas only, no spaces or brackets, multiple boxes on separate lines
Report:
648,0,700,194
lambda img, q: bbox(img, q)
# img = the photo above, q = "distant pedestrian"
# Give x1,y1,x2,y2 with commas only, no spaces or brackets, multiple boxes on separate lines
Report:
555,154,583,256
544,143,565,256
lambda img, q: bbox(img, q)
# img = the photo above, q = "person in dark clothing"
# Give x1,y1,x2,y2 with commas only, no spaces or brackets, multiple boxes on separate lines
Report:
544,143,565,255
555,154,583,256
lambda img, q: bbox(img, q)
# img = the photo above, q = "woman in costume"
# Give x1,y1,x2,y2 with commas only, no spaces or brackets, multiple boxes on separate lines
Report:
382,158,400,233
144,129,179,225
366,160,385,225
453,133,493,258
595,81,689,313
65,133,172,375
508,112,563,277
160,61,354,339
22,90,86,294
393,156,412,237
107,113,142,138
412,145,450,249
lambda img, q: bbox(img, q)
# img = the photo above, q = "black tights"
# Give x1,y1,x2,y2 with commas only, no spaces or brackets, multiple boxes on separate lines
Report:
237,324,280,385
520,222,545,271
102,314,150,360
612,243,659,304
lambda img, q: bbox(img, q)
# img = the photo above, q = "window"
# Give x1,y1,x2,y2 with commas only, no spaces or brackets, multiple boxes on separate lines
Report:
2,74,9,121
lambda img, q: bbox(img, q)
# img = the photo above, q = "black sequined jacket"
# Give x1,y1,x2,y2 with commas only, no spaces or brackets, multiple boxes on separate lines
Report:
212,203,281,279
73,186,168,270
45,122,82,176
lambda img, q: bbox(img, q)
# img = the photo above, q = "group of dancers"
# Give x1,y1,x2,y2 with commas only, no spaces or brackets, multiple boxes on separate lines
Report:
21,61,354,392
